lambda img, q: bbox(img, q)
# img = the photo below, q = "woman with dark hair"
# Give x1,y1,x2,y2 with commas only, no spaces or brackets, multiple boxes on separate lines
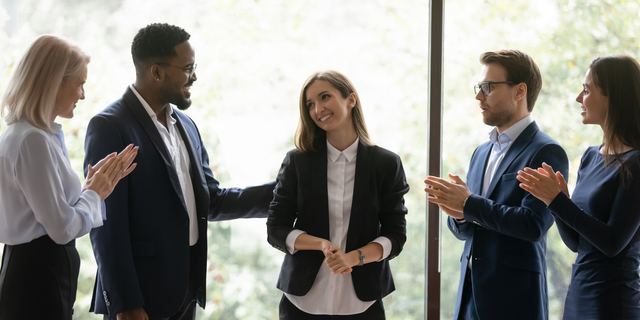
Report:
267,70,409,319
517,55,640,319
0,35,137,320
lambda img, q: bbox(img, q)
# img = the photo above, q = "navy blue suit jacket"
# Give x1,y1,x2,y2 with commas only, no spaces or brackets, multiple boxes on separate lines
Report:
266,141,409,301
83,87,275,317
448,121,568,320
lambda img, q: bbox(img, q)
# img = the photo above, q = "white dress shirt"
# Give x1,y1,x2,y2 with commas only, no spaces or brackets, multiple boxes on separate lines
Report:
284,138,392,315
0,118,103,245
130,85,198,246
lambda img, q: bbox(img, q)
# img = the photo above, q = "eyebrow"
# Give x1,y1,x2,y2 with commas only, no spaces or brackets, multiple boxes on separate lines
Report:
306,91,330,104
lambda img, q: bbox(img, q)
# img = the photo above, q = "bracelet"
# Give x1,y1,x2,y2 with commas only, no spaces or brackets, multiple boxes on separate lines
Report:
357,249,365,266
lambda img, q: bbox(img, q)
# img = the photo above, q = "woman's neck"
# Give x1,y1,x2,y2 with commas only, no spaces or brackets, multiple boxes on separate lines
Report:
326,128,358,152
600,143,633,154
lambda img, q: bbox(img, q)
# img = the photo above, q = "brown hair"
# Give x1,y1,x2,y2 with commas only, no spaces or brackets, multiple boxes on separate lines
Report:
294,70,373,153
480,49,542,112
1,35,90,131
589,55,640,178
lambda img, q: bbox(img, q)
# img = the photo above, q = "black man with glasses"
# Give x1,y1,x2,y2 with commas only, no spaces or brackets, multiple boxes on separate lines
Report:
425,49,568,320
84,23,276,320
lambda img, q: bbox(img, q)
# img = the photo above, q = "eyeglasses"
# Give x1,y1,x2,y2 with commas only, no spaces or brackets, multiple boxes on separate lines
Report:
474,81,515,95
156,63,197,77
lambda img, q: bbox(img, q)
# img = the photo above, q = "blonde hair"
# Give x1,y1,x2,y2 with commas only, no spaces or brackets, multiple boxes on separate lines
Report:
294,70,373,153
1,35,90,131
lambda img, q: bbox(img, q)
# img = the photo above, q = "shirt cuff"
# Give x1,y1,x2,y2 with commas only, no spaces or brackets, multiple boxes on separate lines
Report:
285,229,306,254
371,236,392,261
83,189,104,229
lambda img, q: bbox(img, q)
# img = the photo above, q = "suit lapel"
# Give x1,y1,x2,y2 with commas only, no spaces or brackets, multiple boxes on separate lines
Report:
173,113,209,217
311,144,330,240
346,142,371,250
484,121,539,197
469,143,492,195
123,88,185,210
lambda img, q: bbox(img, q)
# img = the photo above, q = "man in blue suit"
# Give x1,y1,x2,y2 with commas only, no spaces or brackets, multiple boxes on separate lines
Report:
425,49,569,320
84,23,276,320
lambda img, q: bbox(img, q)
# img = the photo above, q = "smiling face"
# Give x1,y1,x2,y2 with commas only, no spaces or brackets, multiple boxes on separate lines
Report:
52,63,87,121
475,63,522,132
159,40,197,110
305,80,356,138
576,68,609,127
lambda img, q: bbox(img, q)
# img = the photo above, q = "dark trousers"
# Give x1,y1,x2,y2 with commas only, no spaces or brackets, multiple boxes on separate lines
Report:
458,271,480,320
0,235,80,320
279,294,385,320
103,245,198,320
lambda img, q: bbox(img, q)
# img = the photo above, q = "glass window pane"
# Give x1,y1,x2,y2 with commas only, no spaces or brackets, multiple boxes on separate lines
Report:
0,1,428,319
442,0,640,319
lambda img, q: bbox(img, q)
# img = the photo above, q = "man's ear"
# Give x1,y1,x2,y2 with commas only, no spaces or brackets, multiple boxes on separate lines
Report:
150,64,163,82
514,82,527,102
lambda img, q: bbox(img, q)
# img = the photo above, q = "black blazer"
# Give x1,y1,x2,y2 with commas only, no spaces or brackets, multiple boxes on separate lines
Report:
84,87,275,317
266,140,410,302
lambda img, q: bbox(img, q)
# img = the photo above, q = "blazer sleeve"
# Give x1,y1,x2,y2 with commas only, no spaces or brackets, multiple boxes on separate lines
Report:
447,216,473,241
183,118,276,222
547,162,640,257
84,115,145,314
266,150,298,254
378,152,410,260
463,143,569,242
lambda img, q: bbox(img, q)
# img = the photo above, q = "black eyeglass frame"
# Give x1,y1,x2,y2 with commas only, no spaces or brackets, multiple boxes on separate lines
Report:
156,62,198,77
474,81,515,95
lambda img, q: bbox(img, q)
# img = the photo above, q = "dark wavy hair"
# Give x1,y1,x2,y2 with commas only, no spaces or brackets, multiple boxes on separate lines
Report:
589,55,640,179
131,23,190,70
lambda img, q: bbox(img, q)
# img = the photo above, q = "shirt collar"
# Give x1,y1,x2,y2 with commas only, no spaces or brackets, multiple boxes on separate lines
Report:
130,84,176,125
327,138,359,163
488,114,533,152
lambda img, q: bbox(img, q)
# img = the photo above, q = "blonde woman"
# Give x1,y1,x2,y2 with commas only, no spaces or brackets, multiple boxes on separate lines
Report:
267,71,409,319
0,35,137,320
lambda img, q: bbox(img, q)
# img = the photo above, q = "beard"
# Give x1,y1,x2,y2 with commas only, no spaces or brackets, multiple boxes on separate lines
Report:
161,81,193,110
482,101,516,128
173,94,192,110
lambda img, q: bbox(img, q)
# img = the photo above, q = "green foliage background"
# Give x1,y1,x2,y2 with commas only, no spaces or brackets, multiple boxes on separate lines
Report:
0,0,638,319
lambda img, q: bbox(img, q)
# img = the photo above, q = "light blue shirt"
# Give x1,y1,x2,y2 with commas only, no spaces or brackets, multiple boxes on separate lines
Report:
0,118,103,245
482,114,534,197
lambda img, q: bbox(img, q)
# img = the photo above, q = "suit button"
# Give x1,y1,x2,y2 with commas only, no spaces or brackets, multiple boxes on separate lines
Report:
185,221,189,226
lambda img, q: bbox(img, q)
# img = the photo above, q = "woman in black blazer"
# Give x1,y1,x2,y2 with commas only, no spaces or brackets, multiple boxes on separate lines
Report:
267,70,410,319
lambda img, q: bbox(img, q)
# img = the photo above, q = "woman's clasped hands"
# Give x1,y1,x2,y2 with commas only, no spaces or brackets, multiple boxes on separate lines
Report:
321,240,354,275
83,144,139,200
517,162,570,205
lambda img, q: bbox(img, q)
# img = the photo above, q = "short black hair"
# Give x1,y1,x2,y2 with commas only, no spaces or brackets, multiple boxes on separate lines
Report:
131,23,190,69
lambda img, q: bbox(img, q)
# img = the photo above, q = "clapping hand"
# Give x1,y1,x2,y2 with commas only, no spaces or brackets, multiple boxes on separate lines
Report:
84,144,138,200
517,162,569,205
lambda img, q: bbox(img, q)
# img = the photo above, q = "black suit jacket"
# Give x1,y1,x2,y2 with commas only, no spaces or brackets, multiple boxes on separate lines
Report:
266,140,409,302
448,121,569,320
83,87,275,317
